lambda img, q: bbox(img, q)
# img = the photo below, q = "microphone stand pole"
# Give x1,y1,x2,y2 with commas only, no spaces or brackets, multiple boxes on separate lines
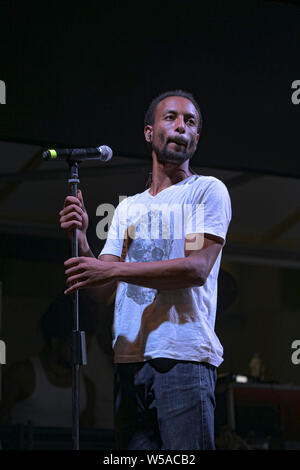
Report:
68,161,87,450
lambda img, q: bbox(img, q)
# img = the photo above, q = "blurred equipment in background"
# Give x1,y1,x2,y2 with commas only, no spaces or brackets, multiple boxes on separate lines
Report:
249,352,265,382
215,379,300,450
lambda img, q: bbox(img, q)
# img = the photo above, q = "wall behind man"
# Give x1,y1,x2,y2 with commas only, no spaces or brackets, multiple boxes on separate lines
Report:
0,233,114,429
1,255,66,364
216,260,300,385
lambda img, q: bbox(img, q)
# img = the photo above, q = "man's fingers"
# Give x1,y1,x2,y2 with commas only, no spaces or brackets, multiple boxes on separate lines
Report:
65,264,85,276
60,204,83,217
60,210,82,223
66,273,87,286
60,213,82,225
61,221,82,231
64,281,86,295
77,189,84,204
59,207,83,233
63,196,80,206
64,256,88,267
64,257,82,267
78,190,87,212
63,196,83,209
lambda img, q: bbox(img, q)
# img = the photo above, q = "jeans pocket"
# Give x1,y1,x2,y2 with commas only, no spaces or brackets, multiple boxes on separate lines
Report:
201,363,217,407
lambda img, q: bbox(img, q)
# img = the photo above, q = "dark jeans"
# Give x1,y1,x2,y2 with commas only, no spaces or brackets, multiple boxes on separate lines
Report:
114,359,217,450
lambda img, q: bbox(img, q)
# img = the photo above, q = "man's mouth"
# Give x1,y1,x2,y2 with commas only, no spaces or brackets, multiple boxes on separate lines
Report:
168,138,187,147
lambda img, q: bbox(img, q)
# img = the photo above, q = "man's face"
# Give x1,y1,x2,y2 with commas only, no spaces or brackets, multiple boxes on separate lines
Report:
148,96,200,165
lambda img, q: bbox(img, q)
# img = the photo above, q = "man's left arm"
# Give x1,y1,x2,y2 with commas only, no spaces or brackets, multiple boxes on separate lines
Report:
64,233,223,294
108,177,231,291
114,233,223,290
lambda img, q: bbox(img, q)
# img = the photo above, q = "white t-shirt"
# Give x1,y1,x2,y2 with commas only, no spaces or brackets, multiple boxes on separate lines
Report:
99,174,232,367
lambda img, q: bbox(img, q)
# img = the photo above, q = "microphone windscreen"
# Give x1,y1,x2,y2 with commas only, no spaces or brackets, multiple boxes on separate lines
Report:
100,145,113,162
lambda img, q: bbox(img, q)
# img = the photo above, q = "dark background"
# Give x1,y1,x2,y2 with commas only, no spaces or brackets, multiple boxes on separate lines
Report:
0,0,299,176
0,0,300,450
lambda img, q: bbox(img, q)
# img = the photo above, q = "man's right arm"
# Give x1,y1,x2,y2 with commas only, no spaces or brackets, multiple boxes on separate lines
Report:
59,189,121,304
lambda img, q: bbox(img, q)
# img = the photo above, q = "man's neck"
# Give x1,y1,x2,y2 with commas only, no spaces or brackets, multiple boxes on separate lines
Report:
150,161,192,196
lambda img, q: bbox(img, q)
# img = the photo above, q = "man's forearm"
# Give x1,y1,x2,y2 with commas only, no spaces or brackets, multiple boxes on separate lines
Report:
78,239,117,302
115,257,203,290
78,238,95,258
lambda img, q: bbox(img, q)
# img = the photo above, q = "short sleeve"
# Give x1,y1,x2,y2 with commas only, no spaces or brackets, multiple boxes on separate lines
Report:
184,178,232,245
98,199,127,258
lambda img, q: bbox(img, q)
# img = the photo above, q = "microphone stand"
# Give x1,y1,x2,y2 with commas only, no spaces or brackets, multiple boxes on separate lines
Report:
42,147,113,449
68,161,87,450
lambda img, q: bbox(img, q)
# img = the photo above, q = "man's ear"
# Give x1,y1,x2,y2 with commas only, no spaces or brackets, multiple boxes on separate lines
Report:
144,125,153,143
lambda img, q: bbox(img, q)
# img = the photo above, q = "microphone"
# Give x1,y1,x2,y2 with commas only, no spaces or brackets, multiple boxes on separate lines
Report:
42,145,113,162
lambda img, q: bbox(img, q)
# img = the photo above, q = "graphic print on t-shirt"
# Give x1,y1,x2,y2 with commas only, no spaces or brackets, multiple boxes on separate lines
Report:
121,208,174,306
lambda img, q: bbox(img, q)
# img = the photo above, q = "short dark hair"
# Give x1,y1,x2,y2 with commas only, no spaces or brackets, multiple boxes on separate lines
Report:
40,292,98,346
144,89,203,134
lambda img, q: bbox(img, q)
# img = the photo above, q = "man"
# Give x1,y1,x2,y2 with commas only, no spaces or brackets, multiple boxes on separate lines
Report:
59,90,231,450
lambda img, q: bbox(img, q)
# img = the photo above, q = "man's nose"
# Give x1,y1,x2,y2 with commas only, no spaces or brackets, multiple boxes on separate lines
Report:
175,116,186,133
